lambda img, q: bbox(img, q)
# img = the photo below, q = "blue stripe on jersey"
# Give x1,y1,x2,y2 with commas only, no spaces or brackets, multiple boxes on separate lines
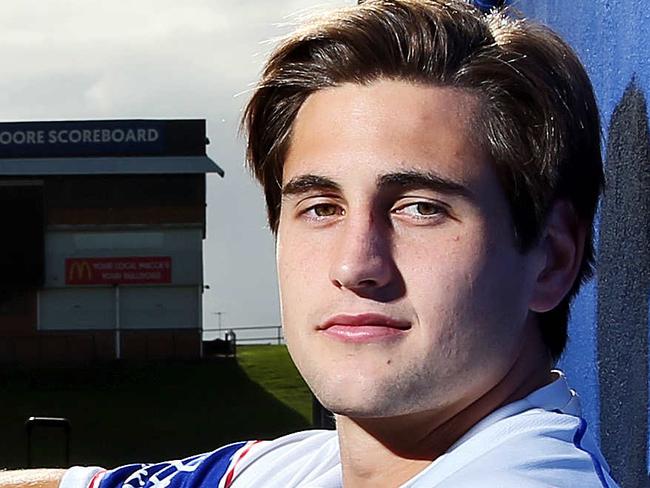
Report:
98,442,248,488
572,418,611,488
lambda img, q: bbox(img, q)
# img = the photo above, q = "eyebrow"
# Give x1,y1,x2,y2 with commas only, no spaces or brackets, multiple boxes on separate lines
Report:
282,174,341,197
377,170,473,199
281,170,473,199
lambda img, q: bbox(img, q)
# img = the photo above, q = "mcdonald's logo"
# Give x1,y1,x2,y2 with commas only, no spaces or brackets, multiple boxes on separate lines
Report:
65,256,172,285
65,259,94,285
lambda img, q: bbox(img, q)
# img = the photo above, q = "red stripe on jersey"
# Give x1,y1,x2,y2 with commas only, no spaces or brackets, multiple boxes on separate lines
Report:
224,441,262,488
88,470,107,488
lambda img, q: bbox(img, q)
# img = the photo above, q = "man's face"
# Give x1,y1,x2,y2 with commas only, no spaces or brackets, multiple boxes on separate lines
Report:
277,79,542,418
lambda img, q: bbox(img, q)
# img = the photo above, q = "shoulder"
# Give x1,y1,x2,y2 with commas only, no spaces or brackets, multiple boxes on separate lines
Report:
226,429,340,486
407,407,619,488
60,430,338,488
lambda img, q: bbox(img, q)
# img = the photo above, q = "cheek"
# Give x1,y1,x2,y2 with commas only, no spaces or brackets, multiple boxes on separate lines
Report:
276,227,327,322
395,231,486,303
441,239,530,344
278,233,315,278
395,228,525,331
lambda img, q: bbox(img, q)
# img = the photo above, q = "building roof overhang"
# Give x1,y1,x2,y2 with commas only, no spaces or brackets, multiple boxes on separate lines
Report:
0,155,225,177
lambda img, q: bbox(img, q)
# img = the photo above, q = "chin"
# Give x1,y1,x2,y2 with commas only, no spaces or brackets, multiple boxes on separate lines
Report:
323,401,393,418
325,400,417,419
315,386,414,419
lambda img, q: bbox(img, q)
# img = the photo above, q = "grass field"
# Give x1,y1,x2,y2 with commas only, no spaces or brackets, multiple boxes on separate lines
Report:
0,345,312,469
237,345,311,420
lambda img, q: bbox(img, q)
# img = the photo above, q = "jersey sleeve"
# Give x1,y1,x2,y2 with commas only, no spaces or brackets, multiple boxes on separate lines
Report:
61,441,252,488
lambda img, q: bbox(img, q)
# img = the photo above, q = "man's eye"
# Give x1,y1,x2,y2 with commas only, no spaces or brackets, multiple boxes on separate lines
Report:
413,202,441,216
303,203,343,219
394,201,447,220
313,204,339,217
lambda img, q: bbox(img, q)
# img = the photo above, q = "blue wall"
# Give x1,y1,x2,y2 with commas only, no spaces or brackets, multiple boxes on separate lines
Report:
519,2,650,487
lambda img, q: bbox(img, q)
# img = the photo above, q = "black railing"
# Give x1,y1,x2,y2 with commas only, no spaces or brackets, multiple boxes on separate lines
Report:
203,325,284,345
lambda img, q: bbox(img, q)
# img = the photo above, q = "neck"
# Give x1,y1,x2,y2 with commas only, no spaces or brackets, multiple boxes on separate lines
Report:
335,332,554,488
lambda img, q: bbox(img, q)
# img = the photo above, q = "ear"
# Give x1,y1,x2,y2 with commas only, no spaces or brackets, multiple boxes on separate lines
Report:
529,200,587,313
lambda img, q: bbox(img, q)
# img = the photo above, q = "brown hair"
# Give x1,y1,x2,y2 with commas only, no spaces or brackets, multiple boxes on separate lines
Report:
242,0,603,360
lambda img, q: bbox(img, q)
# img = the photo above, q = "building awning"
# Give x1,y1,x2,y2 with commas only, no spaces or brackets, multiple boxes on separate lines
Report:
0,156,225,177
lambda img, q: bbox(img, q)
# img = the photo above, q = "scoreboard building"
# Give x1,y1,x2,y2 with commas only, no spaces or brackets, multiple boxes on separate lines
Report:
0,119,223,364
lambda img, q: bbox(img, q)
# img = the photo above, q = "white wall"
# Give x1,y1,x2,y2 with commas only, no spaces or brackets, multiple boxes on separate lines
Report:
40,227,203,330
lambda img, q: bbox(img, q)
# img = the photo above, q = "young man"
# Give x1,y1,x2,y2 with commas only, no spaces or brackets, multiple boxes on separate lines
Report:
1,1,619,486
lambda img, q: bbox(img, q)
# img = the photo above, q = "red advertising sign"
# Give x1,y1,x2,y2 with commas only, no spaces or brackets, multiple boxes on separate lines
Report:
65,257,172,285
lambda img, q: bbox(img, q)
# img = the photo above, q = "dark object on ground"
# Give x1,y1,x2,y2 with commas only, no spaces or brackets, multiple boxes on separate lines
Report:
203,335,235,357
25,417,71,467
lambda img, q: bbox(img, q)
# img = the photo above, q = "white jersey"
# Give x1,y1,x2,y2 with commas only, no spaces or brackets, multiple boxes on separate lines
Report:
62,371,618,487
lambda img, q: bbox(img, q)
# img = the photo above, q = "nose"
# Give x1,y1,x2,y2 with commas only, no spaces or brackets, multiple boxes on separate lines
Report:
329,214,394,292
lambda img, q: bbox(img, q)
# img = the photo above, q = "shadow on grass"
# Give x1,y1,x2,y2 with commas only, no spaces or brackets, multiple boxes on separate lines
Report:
0,358,311,468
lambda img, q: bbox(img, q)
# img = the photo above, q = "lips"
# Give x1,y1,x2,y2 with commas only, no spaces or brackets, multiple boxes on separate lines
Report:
319,313,411,330
317,313,411,342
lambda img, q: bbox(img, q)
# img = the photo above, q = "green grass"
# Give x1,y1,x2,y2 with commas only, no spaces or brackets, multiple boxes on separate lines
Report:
0,345,312,469
237,345,311,421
